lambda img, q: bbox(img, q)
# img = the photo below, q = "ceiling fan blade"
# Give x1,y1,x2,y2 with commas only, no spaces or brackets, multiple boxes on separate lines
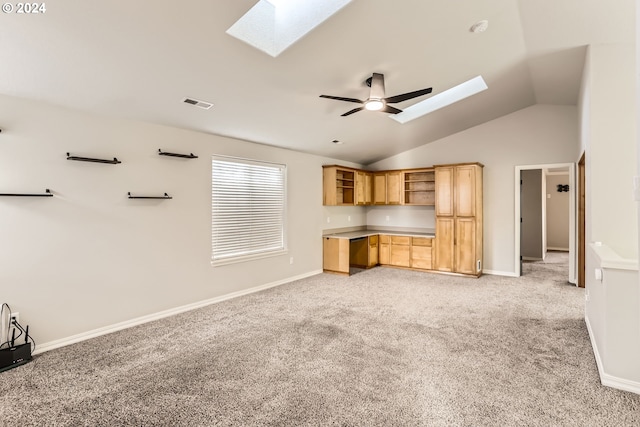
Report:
384,87,433,104
381,105,403,114
341,107,365,116
369,73,386,99
319,95,364,104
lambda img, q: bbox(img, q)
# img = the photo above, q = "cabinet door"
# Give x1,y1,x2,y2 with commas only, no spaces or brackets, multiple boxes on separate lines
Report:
322,167,337,206
368,236,378,267
434,218,454,272
355,171,372,206
373,173,387,204
455,217,477,275
390,237,410,267
455,165,476,217
435,167,454,216
323,237,349,273
411,245,432,270
387,172,402,205
390,244,410,267
364,173,372,205
378,235,390,264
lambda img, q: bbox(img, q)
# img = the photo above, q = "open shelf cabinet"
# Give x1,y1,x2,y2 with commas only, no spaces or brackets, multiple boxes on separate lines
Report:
323,166,355,205
403,169,435,205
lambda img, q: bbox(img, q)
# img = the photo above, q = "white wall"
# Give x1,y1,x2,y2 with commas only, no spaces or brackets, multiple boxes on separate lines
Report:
366,205,435,230
368,104,579,275
582,42,640,394
587,45,638,258
0,94,364,348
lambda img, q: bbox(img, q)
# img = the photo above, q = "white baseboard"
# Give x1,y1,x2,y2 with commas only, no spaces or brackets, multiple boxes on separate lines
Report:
482,269,519,277
585,315,640,395
34,270,323,355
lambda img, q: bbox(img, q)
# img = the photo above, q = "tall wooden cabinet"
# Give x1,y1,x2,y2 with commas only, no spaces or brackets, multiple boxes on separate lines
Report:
434,163,483,277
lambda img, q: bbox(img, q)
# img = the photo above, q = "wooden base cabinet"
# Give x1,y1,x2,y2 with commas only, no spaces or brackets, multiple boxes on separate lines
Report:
368,235,379,267
325,235,379,274
323,237,349,274
390,236,410,267
411,237,433,270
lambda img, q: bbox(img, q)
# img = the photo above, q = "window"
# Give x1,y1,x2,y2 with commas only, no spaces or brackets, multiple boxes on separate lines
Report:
211,155,286,265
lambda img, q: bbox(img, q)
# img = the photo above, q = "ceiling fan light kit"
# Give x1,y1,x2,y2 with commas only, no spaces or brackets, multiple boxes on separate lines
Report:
364,100,385,111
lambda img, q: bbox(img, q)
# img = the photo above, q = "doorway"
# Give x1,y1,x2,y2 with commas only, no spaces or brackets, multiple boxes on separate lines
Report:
515,163,576,284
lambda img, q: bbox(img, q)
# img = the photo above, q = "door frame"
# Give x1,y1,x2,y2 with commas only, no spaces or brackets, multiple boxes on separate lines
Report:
514,162,576,284
578,153,586,287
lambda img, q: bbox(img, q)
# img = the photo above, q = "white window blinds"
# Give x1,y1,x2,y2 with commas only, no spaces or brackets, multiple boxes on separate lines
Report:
212,156,286,264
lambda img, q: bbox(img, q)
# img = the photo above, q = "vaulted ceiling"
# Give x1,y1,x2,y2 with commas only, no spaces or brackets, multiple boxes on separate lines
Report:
0,1,634,164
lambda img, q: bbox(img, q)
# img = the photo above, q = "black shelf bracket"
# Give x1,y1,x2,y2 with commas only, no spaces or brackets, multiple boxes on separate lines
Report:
0,189,53,197
128,192,172,200
158,149,198,159
67,152,121,164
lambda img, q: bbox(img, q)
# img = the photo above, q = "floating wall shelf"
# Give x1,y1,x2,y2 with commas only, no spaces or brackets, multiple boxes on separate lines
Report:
0,189,53,197
67,152,121,164
158,149,198,159
128,192,172,200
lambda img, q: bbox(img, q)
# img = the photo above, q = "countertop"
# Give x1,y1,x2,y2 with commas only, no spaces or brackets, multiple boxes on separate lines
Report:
323,230,435,240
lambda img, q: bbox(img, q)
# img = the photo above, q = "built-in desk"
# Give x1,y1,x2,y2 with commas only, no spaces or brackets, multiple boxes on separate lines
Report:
323,229,435,275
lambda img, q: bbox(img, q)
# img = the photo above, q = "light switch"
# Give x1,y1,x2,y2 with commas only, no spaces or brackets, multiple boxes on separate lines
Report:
595,268,603,281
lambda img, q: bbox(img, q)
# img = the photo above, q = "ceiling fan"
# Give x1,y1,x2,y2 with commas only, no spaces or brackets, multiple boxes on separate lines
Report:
320,73,432,117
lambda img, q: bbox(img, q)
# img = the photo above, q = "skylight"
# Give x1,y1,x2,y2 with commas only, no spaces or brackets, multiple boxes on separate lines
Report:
227,0,353,57
390,76,488,124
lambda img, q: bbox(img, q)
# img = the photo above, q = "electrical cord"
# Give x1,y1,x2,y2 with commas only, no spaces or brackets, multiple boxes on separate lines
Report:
0,303,36,353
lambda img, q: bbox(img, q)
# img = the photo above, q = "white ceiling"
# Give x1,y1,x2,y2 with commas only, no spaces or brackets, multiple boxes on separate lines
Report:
0,1,634,165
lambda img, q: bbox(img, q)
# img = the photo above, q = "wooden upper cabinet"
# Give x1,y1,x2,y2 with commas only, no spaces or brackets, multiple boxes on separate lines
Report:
455,165,476,217
373,173,387,205
372,171,401,205
435,167,454,216
403,169,435,206
356,171,372,206
323,166,355,206
386,171,402,205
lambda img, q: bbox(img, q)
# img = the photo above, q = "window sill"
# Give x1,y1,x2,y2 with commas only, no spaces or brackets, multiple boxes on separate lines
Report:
211,249,288,267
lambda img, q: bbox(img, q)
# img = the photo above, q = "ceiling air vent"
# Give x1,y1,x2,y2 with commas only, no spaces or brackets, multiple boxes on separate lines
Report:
182,97,213,110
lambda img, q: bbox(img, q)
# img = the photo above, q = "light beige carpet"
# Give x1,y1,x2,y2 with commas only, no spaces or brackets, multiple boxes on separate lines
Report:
1,256,639,426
